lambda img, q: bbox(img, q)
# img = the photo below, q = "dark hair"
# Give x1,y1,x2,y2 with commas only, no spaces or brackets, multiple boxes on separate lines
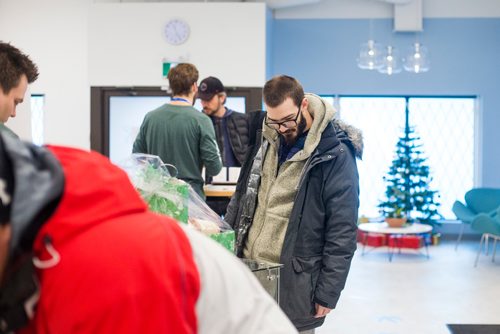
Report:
0,42,39,94
263,75,304,108
167,63,199,96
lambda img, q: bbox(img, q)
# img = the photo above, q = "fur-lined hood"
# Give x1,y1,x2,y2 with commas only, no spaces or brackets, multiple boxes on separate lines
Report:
304,93,364,160
333,119,364,160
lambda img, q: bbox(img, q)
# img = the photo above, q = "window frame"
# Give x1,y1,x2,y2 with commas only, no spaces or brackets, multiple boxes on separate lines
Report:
320,94,478,221
90,86,263,156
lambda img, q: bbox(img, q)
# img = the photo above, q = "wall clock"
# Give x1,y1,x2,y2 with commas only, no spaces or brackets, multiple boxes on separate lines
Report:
164,18,190,46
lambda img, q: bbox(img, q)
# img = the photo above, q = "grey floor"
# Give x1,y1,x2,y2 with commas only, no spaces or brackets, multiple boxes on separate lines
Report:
316,239,500,334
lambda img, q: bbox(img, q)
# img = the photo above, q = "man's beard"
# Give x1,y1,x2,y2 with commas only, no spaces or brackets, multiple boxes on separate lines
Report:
202,100,221,116
281,112,307,146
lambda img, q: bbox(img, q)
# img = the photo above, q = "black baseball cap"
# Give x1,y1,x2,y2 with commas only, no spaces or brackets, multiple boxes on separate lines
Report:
197,76,225,101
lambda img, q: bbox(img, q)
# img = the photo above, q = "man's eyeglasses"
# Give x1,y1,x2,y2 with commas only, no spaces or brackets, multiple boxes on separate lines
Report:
265,106,301,130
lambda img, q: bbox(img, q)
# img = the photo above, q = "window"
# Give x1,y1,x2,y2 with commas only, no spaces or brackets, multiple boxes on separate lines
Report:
337,96,476,220
31,94,45,146
109,95,246,165
91,86,262,159
408,98,475,219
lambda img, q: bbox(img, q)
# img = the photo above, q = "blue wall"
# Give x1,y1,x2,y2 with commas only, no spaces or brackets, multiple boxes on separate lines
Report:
269,18,500,188
266,7,274,79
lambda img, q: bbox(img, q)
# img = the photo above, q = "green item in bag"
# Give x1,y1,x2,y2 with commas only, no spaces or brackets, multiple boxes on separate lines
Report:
209,230,235,253
141,177,189,224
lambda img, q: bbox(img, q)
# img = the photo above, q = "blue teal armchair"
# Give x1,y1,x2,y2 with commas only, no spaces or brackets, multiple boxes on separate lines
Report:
452,188,500,250
471,212,500,266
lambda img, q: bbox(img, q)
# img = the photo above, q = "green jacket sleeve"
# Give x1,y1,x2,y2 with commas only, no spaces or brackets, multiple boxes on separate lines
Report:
132,118,148,153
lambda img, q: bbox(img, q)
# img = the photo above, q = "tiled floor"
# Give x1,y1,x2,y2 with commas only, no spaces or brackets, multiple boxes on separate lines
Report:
317,239,500,334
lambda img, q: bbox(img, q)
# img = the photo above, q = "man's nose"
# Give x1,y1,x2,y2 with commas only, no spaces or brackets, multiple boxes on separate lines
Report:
278,124,289,133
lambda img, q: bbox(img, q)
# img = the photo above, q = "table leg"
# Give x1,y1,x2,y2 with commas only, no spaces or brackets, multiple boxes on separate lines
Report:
388,235,396,262
362,232,368,256
475,234,486,267
485,235,489,255
492,237,497,263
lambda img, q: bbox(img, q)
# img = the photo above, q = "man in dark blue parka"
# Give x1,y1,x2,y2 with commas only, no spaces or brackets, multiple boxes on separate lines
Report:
225,75,363,333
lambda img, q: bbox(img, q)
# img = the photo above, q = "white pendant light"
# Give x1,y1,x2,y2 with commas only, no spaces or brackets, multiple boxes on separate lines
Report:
356,17,430,75
357,39,384,70
403,42,430,73
378,46,402,75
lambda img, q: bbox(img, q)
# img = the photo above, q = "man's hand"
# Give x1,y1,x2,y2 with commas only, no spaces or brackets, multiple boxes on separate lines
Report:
314,304,332,318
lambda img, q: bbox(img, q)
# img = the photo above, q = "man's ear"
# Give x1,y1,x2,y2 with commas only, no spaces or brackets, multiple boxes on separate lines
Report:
302,97,309,110
301,97,312,119
220,93,227,105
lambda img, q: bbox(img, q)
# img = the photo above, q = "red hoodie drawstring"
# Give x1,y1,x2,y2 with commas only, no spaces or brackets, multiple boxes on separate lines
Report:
33,235,60,269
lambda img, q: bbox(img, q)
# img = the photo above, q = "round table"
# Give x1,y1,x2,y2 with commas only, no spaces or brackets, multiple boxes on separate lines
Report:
358,222,433,261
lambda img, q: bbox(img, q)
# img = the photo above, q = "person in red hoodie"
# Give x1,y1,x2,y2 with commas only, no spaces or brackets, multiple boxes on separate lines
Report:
0,131,297,334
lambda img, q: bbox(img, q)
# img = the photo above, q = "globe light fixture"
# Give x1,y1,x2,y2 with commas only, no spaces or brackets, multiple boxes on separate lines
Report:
378,46,402,75
403,42,430,73
357,39,384,70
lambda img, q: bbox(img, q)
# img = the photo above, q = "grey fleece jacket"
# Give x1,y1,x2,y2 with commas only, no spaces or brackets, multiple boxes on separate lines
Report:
243,93,336,263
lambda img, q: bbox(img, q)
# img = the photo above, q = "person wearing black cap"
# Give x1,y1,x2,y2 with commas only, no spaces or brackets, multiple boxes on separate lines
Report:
0,41,39,137
198,76,249,167
0,132,298,334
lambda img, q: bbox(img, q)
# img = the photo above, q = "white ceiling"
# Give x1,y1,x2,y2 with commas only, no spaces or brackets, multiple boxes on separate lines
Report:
92,0,500,18
94,0,321,8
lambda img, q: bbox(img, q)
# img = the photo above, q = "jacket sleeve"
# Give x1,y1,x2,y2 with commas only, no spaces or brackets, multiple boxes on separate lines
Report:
224,194,239,229
228,112,250,165
314,143,359,309
198,116,223,177
132,118,148,153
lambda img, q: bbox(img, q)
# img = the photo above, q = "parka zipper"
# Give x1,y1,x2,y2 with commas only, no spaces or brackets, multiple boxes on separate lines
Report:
247,140,273,258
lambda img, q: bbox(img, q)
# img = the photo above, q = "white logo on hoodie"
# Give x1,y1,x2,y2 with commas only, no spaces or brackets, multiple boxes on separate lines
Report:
0,178,11,205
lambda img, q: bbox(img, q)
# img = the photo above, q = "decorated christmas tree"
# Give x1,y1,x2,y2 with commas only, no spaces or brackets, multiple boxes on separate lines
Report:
378,101,442,226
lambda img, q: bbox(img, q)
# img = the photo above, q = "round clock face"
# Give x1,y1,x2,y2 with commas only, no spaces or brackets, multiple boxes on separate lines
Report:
164,19,190,46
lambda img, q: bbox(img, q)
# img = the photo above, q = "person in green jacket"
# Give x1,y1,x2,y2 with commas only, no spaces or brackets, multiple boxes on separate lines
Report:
133,63,222,198
0,41,39,137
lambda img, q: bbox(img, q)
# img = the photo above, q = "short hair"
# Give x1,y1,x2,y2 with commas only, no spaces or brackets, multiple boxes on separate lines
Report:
219,92,227,105
263,75,304,108
167,63,199,97
0,42,39,94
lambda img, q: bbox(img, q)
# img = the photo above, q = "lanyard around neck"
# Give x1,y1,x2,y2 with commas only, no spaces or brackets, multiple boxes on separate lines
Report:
171,97,190,104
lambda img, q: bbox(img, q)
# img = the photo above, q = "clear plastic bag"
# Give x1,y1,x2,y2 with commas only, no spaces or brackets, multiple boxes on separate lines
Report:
187,187,235,253
120,154,189,223
121,153,235,252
